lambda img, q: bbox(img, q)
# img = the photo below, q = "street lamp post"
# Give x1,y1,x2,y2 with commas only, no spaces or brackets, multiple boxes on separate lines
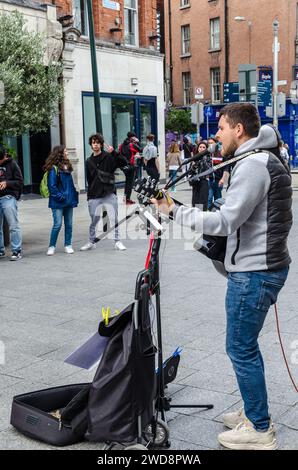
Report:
272,19,279,129
86,0,102,134
234,16,252,64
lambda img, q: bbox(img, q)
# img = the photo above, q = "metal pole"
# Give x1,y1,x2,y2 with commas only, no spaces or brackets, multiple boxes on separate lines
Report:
273,19,279,129
86,0,102,133
248,21,252,64
207,114,209,138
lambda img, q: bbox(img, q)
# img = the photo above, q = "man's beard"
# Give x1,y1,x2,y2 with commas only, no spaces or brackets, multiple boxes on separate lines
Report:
222,139,238,158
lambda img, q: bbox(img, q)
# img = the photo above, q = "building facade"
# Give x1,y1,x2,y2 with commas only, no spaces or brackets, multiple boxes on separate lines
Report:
1,0,164,192
60,0,165,189
0,0,63,192
164,0,297,107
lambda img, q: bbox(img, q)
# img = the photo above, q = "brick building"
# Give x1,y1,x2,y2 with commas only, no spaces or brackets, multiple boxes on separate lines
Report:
58,0,166,188
1,0,165,191
164,0,298,107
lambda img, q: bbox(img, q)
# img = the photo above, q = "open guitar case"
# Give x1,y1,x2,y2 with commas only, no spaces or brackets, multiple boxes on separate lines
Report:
10,272,158,447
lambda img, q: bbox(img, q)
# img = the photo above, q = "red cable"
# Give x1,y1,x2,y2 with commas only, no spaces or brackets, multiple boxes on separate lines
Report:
274,303,298,392
145,233,155,269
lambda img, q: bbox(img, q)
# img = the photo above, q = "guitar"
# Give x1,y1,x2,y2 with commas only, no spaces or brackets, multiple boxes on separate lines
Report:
133,177,228,277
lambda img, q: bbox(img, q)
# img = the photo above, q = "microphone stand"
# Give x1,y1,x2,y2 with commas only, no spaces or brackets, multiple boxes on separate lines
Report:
92,170,214,448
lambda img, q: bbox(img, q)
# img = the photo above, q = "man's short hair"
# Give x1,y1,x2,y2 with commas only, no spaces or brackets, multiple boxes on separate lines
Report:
88,133,104,146
146,134,155,141
219,103,260,138
127,131,136,139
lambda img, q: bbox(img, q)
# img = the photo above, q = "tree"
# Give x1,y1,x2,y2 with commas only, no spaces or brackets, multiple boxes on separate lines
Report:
0,11,63,137
165,108,196,134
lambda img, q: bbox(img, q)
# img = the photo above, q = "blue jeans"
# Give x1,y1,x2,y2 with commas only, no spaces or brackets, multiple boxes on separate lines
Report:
208,179,222,209
226,267,289,431
169,169,178,190
49,207,73,247
0,195,22,252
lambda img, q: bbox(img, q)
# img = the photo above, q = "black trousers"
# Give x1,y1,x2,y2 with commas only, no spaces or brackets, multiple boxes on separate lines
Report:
191,179,208,211
146,165,159,182
124,167,136,200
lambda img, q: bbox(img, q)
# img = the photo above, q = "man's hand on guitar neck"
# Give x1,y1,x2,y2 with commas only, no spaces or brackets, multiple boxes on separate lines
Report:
151,190,175,216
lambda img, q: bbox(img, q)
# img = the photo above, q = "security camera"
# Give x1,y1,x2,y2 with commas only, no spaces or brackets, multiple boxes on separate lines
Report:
134,88,138,93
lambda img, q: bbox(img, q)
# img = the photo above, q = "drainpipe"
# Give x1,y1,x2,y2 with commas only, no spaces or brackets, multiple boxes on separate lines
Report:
224,0,230,83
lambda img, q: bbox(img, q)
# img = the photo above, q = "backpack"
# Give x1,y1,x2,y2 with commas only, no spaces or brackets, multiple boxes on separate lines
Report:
40,166,58,198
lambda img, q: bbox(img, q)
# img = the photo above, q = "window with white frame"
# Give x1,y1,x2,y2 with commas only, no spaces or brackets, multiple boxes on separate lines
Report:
181,25,191,55
210,17,220,49
211,68,221,102
180,0,190,6
182,72,192,106
73,0,88,36
124,0,139,46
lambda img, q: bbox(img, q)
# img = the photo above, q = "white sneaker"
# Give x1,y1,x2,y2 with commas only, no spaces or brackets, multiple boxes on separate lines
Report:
114,241,126,251
223,407,246,429
64,246,74,254
218,418,277,450
80,242,96,251
47,246,55,256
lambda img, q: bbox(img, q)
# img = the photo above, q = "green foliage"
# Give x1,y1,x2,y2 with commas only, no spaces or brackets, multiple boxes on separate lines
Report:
0,11,63,136
165,108,196,134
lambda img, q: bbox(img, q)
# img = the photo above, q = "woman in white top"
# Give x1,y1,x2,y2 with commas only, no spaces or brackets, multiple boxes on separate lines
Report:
166,142,182,191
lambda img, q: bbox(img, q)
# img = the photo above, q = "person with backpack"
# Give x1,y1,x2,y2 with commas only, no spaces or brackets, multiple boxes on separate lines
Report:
0,144,23,261
44,145,78,256
152,103,292,450
143,134,160,182
80,133,127,252
119,132,142,205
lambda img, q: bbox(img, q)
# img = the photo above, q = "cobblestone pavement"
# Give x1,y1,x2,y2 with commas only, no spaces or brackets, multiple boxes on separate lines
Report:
0,182,297,450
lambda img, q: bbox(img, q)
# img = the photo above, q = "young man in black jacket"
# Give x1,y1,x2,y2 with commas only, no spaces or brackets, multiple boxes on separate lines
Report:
80,133,127,251
120,132,142,204
0,145,23,260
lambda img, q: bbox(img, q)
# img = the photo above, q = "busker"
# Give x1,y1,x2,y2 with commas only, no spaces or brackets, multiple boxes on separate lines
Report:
0,144,23,261
152,103,292,450
81,133,127,252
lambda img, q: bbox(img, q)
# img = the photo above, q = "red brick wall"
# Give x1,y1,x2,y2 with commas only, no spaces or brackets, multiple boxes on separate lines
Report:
165,0,297,106
50,0,159,48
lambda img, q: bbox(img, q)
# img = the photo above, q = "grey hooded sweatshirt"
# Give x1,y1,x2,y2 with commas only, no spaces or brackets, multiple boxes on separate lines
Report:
172,125,292,272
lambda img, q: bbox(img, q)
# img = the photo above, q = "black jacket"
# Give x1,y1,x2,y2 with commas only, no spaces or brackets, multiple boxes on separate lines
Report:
86,150,127,199
0,157,23,200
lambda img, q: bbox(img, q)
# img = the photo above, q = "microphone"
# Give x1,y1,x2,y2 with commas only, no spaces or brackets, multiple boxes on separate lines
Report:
182,149,210,165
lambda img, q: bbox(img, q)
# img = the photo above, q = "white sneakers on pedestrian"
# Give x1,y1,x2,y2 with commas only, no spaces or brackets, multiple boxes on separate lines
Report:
114,241,126,251
80,242,96,251
223,407,246,429
64,246,74,254
218,418,277,450
47,246,55,256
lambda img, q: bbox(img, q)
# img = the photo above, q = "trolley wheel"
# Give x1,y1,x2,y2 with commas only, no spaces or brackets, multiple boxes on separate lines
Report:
125,443,148,451
143,419,170,447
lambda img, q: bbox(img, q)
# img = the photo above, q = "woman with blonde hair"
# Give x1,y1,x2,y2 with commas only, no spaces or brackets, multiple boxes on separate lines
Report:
166,142,181,191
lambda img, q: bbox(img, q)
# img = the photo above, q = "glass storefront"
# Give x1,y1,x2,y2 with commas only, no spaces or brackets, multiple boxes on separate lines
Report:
82,93,157,184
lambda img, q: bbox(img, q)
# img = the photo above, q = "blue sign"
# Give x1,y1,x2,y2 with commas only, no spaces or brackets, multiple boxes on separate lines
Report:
258,67,273,84
204,106,213,118
223,82,239,103
257,80,272,107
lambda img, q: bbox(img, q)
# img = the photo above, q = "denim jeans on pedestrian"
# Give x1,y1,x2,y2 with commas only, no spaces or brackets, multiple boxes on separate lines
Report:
0,195,22,252
226,267,289,431
169,169,178,190
49,207,73,247
208,179,222,209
